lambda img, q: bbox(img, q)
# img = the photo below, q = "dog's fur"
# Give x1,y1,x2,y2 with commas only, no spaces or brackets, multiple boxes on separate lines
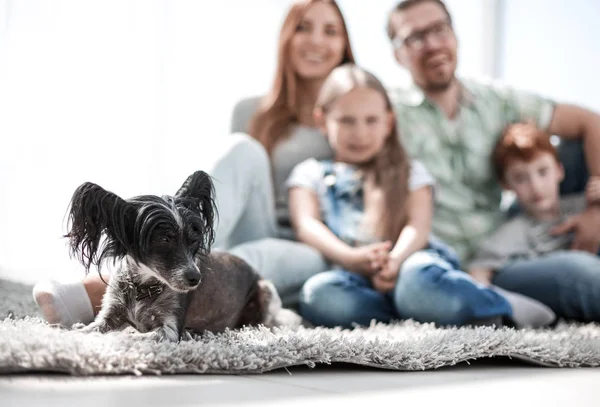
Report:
67,171,299,341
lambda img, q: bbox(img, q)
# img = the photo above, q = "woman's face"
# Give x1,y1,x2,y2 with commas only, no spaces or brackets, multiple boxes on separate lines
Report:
289,3,347,81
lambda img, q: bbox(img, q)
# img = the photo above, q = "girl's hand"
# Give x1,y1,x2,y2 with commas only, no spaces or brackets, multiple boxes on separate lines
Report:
371,256,402,293
342,241,392,276
468,267,494,286
586,176,600,204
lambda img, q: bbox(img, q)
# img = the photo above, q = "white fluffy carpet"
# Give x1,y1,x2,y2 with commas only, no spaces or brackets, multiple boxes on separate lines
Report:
1,278,599,375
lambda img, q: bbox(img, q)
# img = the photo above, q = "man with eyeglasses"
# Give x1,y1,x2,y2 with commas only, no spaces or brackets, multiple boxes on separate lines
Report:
386,0,600,323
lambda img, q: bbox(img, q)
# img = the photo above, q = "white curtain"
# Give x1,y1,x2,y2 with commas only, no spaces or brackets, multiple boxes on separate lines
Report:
0,0,489,283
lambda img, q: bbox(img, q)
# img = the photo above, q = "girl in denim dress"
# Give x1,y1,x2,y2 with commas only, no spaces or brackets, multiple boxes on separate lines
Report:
287,64,554,329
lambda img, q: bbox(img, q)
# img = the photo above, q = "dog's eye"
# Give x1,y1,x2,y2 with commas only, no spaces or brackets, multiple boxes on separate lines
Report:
189,223,204,236
159,236,172,243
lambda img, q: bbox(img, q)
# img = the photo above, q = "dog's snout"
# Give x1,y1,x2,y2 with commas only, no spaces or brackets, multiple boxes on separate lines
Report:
184,269,201,287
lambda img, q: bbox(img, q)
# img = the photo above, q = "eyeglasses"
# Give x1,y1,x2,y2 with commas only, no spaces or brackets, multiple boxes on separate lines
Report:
393,20,453,51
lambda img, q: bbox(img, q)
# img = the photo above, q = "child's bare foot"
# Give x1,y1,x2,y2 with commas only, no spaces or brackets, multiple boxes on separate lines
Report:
32,274,108,328
32,278,95,328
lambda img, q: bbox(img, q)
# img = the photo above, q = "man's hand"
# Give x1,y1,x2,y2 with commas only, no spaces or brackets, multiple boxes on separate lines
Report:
586,176,600,204
342,241,392,276
371,256,402,293
551,206,600,253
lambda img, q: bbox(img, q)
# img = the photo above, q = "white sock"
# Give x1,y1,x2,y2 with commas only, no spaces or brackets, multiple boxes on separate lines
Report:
32,278,95,328
492,286,556,329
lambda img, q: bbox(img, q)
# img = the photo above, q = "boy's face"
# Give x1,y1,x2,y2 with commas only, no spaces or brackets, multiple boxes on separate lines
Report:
503,152,564,219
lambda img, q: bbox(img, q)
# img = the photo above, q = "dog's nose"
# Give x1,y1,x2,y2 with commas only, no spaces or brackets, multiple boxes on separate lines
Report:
184,269,200,287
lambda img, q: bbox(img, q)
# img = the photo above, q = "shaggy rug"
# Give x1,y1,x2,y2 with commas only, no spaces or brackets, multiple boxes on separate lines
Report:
1,278,599,376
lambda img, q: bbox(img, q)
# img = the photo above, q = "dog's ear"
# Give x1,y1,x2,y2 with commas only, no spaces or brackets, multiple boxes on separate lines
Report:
175,171,213,200
175,171,217,247
66,182,132,273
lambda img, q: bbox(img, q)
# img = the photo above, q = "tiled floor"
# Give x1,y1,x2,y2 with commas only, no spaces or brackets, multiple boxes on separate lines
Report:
1,359,599,407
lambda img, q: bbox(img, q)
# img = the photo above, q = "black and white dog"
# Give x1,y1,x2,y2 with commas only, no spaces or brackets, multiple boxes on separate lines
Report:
68,170,298,341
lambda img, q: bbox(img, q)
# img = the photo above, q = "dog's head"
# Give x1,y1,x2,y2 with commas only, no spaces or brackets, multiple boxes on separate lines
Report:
66,171,217,292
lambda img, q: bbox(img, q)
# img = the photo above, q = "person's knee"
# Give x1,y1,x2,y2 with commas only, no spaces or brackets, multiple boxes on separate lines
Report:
538,252,600,321
558,251,600,284
209,133,270,192
395,251,442,295
394,252,473,325
394,255,436,315
299,272,343,308
540,251,600,281
298,272,359,327
395,279,473,325
228,237,279,271
230,238,326,275
228,133,270,171
229,238,327,299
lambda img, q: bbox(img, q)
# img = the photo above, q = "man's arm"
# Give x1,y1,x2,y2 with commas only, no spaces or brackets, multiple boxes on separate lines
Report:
586,176,600,204
548,104,600,177
547,104,600,252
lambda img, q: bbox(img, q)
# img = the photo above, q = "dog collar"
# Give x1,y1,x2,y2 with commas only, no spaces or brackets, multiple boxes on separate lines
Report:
135,282,164,301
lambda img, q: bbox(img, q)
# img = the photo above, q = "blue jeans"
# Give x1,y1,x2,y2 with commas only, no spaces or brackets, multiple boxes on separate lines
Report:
494,251,600,322
499,140,600,322
299,240,512,328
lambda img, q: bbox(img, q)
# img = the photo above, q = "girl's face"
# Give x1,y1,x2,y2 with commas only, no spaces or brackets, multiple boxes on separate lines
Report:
289,3,347,81
318,87,394,165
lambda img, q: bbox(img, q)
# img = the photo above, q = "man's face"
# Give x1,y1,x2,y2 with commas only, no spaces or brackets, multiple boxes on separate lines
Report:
389,2,457,92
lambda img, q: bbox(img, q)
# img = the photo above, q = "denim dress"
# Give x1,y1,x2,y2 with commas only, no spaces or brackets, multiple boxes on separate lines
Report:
319,160,461,270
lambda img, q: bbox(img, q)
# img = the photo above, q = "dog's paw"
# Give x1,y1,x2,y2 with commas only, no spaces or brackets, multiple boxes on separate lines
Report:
76,323,101,334
257,280,282,327
129,328,180,343
121,326,140,335
71,322,87,330
179,330,196,342
257,280,305,328
129,331,159,342
272,308,304,328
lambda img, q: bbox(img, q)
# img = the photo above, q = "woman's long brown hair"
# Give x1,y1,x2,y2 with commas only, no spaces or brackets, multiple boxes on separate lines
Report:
249,0,355,155
316,64,410,242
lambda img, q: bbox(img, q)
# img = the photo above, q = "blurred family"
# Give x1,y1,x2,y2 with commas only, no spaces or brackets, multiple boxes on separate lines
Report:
33,0,600,330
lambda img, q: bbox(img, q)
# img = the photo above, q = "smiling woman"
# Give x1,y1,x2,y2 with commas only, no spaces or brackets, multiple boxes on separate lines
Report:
250,0,355,154
242,0,356,237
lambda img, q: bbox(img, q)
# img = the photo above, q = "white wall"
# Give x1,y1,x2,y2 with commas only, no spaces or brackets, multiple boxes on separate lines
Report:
0,0,492,283
499,0,600,112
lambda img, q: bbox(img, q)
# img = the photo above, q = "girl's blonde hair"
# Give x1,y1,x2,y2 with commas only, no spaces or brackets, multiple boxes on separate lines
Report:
316,63,410,242
249,0,355,155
